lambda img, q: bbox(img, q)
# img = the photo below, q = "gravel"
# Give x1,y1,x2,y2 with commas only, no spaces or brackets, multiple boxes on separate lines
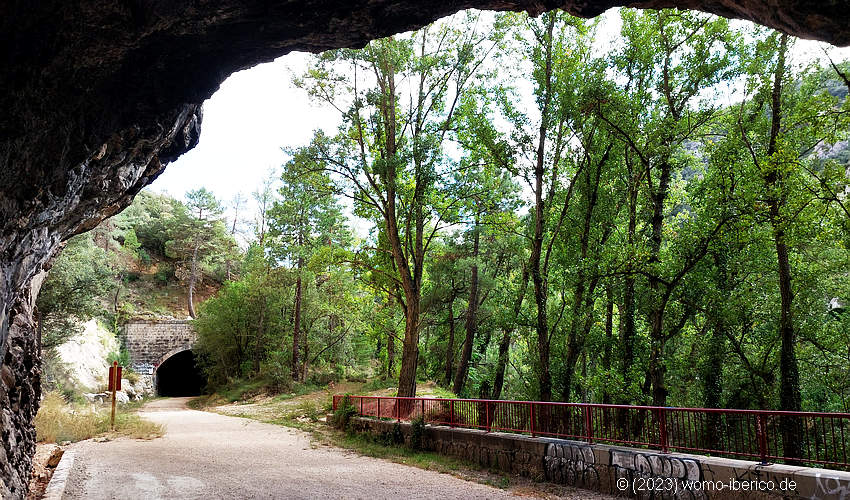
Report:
63,398,522,499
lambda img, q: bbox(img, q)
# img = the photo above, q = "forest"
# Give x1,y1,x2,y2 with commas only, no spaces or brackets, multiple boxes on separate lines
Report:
42,8,850,415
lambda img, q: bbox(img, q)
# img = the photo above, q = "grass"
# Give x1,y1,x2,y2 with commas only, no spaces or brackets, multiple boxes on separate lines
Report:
209,376,277,403
35,391,164,443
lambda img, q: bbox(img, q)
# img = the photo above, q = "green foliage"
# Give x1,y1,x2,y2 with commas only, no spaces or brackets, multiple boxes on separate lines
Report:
409,416,426,451
332,395,358,430
37,233,113,349
56,9,850,419
107,349,131,368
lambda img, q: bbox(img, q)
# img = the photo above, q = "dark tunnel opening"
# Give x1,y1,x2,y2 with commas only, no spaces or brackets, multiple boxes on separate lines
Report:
155,350,206,397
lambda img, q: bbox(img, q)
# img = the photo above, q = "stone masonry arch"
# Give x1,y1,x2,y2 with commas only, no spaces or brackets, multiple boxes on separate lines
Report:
120,320,198,377
155,345,195,371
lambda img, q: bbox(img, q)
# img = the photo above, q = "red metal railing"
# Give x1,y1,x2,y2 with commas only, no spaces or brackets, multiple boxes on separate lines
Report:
332,395,850,470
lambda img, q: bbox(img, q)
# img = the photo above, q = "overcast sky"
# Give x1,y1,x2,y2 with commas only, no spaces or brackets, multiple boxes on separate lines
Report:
150,9,850,235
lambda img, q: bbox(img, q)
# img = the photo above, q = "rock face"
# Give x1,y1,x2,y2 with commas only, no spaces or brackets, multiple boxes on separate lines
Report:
54,320,119,392
0,0,848,497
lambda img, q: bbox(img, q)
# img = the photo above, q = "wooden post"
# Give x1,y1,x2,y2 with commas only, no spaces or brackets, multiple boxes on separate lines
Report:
110,361,118,430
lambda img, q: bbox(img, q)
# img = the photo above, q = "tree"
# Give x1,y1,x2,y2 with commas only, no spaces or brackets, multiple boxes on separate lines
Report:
166,188,226,318
295,12,507,398
269,149,349,381
36,233,112,349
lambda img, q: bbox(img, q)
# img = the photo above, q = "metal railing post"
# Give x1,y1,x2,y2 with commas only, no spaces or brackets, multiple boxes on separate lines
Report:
530,402,536,437
450,400,455,427
584,406,593,444
396,398,400,422
360,397,363,416
659,409,669,454
422,399,425,421
757,414,768,464
486,401,490,432
377,398,380,419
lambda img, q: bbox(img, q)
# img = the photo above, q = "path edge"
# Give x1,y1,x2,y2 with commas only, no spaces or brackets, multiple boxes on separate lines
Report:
42,450,75,500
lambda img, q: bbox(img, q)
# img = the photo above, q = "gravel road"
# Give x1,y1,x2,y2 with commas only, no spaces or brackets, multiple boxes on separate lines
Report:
63,397,522,499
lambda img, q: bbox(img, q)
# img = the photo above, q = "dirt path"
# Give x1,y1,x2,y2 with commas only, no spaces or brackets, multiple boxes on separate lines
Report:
62,397,522,499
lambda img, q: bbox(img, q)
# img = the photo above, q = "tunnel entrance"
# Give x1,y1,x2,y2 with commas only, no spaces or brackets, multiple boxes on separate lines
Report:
155,350,206,396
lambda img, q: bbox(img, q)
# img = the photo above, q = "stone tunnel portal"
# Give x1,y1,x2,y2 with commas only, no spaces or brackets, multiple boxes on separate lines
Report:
155,350,206,397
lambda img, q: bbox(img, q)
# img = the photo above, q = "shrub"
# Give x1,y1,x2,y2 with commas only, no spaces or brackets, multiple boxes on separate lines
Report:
262,350,292,392
332,395,358,430
391,421,404,445
136,247,152,267
307,370,341,387
296,401,321,422
107,349,131,368
410,416,426,451
154,265,172,284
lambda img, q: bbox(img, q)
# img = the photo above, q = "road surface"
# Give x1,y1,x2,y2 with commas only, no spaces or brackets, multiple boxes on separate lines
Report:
63,397,521,499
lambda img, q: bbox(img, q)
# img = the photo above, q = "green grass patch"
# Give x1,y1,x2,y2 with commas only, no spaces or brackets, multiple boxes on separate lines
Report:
217,376,275,402
271,381,324,402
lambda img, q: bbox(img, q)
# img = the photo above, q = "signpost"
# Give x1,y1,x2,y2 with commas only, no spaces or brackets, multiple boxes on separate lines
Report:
108,361,122,430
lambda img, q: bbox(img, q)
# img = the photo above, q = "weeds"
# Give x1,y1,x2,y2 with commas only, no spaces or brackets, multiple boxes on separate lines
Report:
35,392,163,443
332,395,357,430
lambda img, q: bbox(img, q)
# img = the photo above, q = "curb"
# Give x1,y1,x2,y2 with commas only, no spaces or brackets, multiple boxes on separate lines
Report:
42,450,75,500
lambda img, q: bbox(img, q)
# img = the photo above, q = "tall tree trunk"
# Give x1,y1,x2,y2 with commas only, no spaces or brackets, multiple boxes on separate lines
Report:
453,214,480,395
387,329,395,379
302,339,309,381
291,258,303,381
187,240,200,318
492,268,529,401
602,285,614,405
528,15,556,403
397,295,420,398
764,33,802,459
254,296,265,374
562,156,604,402
620,179,638,403
444,297,455,387
703,251,728,410
646,159,672,407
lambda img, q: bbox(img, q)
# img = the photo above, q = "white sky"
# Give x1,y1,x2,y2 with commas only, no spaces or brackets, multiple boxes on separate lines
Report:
150,8,850,236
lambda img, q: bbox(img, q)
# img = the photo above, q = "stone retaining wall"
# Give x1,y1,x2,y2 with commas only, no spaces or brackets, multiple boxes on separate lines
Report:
350,417,850,499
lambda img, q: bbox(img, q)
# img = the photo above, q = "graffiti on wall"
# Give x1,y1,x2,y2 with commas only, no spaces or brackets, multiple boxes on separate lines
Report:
610,448,705,500
812,472,850,500
544,441,599,489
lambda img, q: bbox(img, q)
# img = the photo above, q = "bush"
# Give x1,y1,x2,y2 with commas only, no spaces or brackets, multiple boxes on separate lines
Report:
410,416,426,451
262,350,292,392
107,349,131,368
154,265,172,284
136,247,152,267
296,401,321,422
391,421,404,445
332,395,358,430
307,370,341,387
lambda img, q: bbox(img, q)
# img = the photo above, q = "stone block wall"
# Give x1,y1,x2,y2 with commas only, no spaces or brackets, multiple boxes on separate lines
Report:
350,417,850,499
119,320,196,375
